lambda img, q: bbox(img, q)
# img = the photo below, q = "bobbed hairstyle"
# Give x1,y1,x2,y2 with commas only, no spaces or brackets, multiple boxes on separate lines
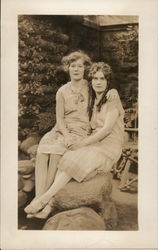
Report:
61,50,92,76
88,62,112,120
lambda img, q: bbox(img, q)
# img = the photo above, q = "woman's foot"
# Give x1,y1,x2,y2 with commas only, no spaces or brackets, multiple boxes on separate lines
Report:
24,197,47,214
34,204,53,219
26,213,35,219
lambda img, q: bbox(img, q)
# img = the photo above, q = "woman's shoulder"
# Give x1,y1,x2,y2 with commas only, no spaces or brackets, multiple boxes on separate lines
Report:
106,95,121,105
56,82,71,95
107,96,124,114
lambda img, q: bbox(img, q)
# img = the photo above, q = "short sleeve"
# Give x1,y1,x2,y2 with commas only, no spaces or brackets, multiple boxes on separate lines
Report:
107,96,124,116
56,86,64,102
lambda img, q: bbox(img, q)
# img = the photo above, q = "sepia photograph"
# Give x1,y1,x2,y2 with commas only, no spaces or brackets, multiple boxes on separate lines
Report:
18,15,139,231
1,0,158,249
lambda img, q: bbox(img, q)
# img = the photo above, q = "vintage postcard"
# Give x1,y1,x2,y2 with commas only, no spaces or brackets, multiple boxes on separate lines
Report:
1,0,158,249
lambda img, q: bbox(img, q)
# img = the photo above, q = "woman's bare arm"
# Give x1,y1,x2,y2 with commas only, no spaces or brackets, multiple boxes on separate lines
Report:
83,108,119,146
69,107,119,150
56,90,69,137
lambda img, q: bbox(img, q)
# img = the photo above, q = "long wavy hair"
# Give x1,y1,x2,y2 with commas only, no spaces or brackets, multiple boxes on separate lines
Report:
88,62,112,120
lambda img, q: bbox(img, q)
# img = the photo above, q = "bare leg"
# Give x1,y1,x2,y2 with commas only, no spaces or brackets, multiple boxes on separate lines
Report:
54,168,62,178
33,202,54,219
31,168,63,219
28,169,63,219
35,153,49,197
25,170,72,214
45,154,61,191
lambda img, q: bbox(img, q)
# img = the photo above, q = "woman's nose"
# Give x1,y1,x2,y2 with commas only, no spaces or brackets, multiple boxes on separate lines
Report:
96,80,100,84
74,67,79,71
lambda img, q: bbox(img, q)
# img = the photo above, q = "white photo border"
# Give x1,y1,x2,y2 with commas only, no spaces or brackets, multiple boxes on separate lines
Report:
1,0,158,248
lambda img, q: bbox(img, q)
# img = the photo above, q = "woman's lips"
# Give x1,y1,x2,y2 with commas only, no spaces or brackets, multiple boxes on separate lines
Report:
95,85,102,88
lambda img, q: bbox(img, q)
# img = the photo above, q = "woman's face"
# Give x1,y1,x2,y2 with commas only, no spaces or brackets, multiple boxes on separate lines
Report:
69,58,85,81
92,70,107,94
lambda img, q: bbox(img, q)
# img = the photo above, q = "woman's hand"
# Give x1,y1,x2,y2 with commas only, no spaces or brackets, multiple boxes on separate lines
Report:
68,141,86,150
64,135,75,148
106,89,118,101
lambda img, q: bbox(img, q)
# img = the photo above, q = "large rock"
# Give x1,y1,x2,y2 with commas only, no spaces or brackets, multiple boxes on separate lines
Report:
18,171,35,208
18,190,28,208
101,198,118,229
18,149,30,161
18,174,24,190
18,160,35,175
18,140,21,148
20,134,40,153
27,144,38,159
23,179,35,193
43,207,106,230
53,174,111,208
50,173,118,229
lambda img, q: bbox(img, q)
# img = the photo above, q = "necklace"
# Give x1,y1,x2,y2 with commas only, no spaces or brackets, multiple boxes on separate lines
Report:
70,82,85,104
70,81,85,93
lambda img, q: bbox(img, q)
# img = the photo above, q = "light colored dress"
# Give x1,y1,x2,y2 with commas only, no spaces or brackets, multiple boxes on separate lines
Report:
37,80,91,155
57,96,125,182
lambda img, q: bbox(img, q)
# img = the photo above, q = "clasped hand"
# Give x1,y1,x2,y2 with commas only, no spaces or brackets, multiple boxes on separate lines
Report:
64,135,86,150
64,135,75,148
68,141,86,150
